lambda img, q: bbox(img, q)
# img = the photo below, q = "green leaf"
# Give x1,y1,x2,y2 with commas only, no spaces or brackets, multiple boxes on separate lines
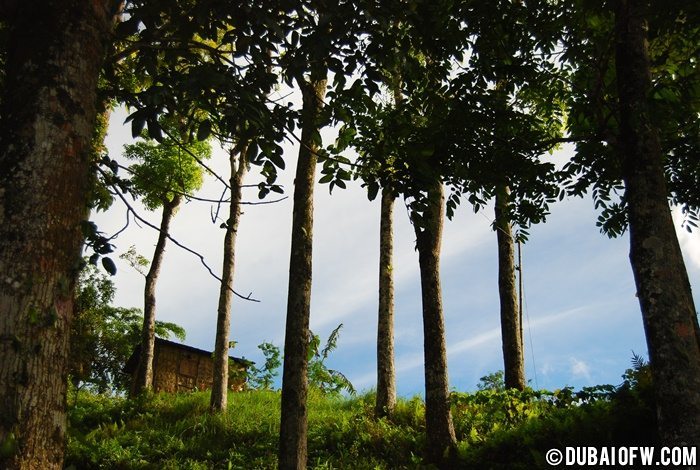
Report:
319,174,334,184
268,152,286,170
131,117,146,139
367,182,379,201
197,120,212,141
146,119,162,142
101,257,117,276
246,142,259,163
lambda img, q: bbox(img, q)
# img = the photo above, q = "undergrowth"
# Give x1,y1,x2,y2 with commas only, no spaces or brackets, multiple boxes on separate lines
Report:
66,366,655,469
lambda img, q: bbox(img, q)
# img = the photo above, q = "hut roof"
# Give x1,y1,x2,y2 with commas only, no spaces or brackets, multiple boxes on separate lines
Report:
124,337,252,374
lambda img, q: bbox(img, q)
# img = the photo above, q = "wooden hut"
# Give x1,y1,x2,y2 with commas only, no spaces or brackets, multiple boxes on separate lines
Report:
125,337,250,394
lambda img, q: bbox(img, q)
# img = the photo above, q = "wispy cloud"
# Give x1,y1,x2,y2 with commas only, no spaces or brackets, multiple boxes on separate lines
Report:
351,305,595,389
569,357,592,381
673,206,700,271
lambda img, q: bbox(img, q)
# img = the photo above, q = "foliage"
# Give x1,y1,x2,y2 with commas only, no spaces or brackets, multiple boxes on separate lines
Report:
246,342,282,391
476,370,506,392
123,121,211,211
246,325,355,396
65,363,655,469
70,264,186,394
454,358,657,469
307,324,356,396
560,0,700,236
119,245,150,277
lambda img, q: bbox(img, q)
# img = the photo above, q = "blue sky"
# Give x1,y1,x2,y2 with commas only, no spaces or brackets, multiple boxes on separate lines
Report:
95,107,700,397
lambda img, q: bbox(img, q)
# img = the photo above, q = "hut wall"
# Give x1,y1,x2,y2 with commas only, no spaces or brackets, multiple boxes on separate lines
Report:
147,341,247,393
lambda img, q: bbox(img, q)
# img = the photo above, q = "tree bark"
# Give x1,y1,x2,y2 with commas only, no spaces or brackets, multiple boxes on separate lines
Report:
376,188,397,418
494,186,526,390
278,75,327,470
615,0,700,448
210,144,249,412
0,1,118,468
413,182,457,465
133,193,182,394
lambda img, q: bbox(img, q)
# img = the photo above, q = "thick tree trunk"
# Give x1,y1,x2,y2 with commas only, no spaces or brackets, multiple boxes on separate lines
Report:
278,75,327,470
615,0,700,448
413,182,457,465
133,194,182,394
0,2,117,468
494,186,526,390
376,188,397,418
210,144,249,412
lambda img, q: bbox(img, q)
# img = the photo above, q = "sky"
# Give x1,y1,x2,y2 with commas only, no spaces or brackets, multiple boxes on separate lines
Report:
94,106,700,397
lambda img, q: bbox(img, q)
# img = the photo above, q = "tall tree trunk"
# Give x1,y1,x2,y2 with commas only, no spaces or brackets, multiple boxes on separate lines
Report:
376,188,397,418
278,75,327,470
0,2,118,468
133,194,182,394
210,144,249,412
615,0,700,448
413,182,457,465
494,186,525,390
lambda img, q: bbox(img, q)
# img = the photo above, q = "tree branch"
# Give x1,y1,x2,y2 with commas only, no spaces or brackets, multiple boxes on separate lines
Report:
103,172,260,302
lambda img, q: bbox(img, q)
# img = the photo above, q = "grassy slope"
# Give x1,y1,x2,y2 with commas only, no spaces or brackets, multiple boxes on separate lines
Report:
66,380,655,469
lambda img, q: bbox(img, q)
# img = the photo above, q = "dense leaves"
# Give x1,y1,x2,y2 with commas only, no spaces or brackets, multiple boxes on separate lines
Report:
123,122,211,210
561,0,700,236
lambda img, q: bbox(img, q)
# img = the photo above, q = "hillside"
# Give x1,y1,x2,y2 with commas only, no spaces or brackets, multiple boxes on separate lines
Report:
66,367,655,469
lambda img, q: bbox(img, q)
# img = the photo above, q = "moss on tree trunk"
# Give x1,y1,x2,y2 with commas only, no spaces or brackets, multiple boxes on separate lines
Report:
278,75,327,470
413,182,457,465
494,186,525,390
0,1,118,468
615,0,700,448
210,144,249,412
376,188,397,417
134,194,181,394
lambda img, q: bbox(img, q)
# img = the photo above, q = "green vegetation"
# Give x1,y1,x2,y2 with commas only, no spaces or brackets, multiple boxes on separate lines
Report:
65,363,655,469
70,264,186,394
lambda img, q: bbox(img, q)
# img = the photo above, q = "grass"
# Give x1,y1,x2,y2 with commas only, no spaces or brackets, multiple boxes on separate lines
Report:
65,376,656,469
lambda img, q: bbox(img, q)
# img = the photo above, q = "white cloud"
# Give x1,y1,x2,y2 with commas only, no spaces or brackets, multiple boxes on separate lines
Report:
569,357,592,381
672,207,700,271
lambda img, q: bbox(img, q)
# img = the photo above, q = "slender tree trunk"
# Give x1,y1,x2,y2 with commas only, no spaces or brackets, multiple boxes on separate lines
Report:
494,186,526,390
278,75,327,470
413,182,457,465
210,144,249,412
133,194,182,394
615,0,700,448
0,2,118,468
376,188,397,418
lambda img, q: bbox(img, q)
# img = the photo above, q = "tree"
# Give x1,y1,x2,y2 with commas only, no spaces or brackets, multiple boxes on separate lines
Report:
375,187,397,417
210,142,250,412
207,38,281,412
613,0,700,447
560,0,700,447
124,128,210,394
440,0,568,393
0,1,120,467
279,73,328,470
374,80,403,419
326,6,461,459
109,0,290,407
494,187,526,390
411,182,458,463
70,264,185,395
